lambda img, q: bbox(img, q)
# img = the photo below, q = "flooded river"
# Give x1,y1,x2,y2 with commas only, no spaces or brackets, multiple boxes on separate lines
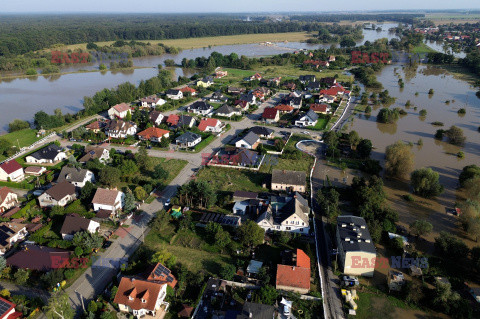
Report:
347,63,480,246
0,24,399,132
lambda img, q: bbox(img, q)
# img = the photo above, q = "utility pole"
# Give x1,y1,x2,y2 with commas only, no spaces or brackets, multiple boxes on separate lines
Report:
75,289,86,312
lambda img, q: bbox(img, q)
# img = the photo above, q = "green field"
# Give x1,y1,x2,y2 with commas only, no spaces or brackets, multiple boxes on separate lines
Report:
195,166,268,193
411,43,437,54
0,129,41,160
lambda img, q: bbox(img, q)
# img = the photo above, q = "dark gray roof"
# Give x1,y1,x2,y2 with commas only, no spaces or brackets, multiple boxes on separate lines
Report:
337,215,376,254
57,167,91,184
176,132,201,143
304,109,319,121
239,93,255,103
189,101,213,111
166,89,181,95
238,302,275,319
271,169,306,187
215,104,237,115
235,148,259,166
239,132,259,147
177,115,195,127
60,214,94,236
299,75,316,82
29,144,63,160
45,181,76,201
307,82,322,89
233,191,258,200
149,111,163,122
248,126,273,137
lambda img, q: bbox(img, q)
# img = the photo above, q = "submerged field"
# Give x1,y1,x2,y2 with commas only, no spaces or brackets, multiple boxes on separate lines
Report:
49,32,313,52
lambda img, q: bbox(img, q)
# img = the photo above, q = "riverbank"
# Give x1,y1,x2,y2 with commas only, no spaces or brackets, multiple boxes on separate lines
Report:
0,65,153,81
49,32,314,52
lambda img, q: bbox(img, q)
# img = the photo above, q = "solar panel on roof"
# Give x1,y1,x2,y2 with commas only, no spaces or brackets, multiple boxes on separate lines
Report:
0,299,12,316
166,277,174,283
89,151,96,155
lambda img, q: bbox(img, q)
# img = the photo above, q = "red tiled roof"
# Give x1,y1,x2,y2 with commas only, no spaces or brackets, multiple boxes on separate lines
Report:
275,104,294,112
198,118,220,132
296,248,310,268
0,187,13,204
0,160,23,175
320,87,344,96
166,114,180,126
235,100,248,107
113,103,131,113
7,244,71,271
180,86,196,93
114,277,165,311
262,108,278,119
276,264,310,290
309,104,328,113
138,127,170,139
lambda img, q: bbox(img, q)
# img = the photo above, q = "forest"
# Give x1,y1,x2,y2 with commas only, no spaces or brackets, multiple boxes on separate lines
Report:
0,13,423,58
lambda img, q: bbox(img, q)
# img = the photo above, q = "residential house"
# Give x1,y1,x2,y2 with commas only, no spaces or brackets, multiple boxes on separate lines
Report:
147,263,178,288
187,101,214,116
328,55,336,62
7,244,71,271
175,132,202,148
256,193,310,234
114,277,168,318
106,120,137,139
281,96,302,109
60,214,100,240
320,86,345,98
317,95,336,104
275,104,294,114
276,249,311,294
271,169,306,193
108,103,132,120
206,91,227,103
198,118,223,133
215,104,242,118
249,73,263,81
306,81,322,91
235,132,260,150
284,82,296,91
25,144,67,164
0,223,28,255
336,215,376,277
212,148,261,168
177,115,196,129
310,104,331,114
0,187,18,213
166,114,180,126
85,120,108,133
388,270,406,292
247,126,274,139
165,89,183,100
24,166,47,176
139,95,165,108
228,87,245,95
78,146,110,164
238,302,275,319
253,87,271,101
38,181,76,208
268,77,282,86
92,188,124,217
0,160,24,182
215,70,228,78
179,86,197,96
239,93,256,105
262,108,280,123
295,110,318,127
195,76,214,88
149,111,164,126
234,100,249,112
57,167,95,188
137,127,170,143
320,77,336,86
0,297,21,319
299,75,316,84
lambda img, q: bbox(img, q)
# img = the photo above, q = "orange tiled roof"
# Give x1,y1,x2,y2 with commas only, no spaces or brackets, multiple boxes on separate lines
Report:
276,264,310,290
198,118,220,132
114,277,165,311
275,104,294,112
138,127,169,139
296,248,311,268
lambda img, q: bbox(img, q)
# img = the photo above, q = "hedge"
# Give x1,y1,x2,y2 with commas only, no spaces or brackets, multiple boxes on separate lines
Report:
0,180,34,190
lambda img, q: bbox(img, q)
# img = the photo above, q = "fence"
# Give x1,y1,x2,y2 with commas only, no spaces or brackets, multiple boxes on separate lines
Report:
0,132,57,165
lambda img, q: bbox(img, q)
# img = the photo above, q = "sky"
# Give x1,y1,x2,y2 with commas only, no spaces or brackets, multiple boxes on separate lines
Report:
1,0,479,13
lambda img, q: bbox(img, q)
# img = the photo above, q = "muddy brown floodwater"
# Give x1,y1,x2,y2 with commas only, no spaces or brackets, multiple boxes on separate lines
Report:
347,64,480,248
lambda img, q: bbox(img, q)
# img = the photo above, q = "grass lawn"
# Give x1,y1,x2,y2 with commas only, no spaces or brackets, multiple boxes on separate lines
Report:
192,135,216,153
151,157,188,185
351,288,419,319
255,64,353,83
411,43,437,54
52,32,313,51
309,117,329,131
195,166,269,193
0,129,41,160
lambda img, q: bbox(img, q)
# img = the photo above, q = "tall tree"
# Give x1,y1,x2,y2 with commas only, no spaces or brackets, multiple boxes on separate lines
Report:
45,293,74,319
385,141,414,178
410,168,444,198
237,220,264,248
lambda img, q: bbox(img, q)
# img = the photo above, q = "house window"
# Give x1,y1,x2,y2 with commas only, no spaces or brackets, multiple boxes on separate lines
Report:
302,222,304,226
286,227,291,230
276,226,280,230
296,221,299,225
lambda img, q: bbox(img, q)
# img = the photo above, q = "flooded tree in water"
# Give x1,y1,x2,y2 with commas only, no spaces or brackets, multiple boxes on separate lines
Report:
385,141,415,179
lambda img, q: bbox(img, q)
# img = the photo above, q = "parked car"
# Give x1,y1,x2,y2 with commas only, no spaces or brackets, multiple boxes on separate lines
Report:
164,198,171,207
102,241,112,249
